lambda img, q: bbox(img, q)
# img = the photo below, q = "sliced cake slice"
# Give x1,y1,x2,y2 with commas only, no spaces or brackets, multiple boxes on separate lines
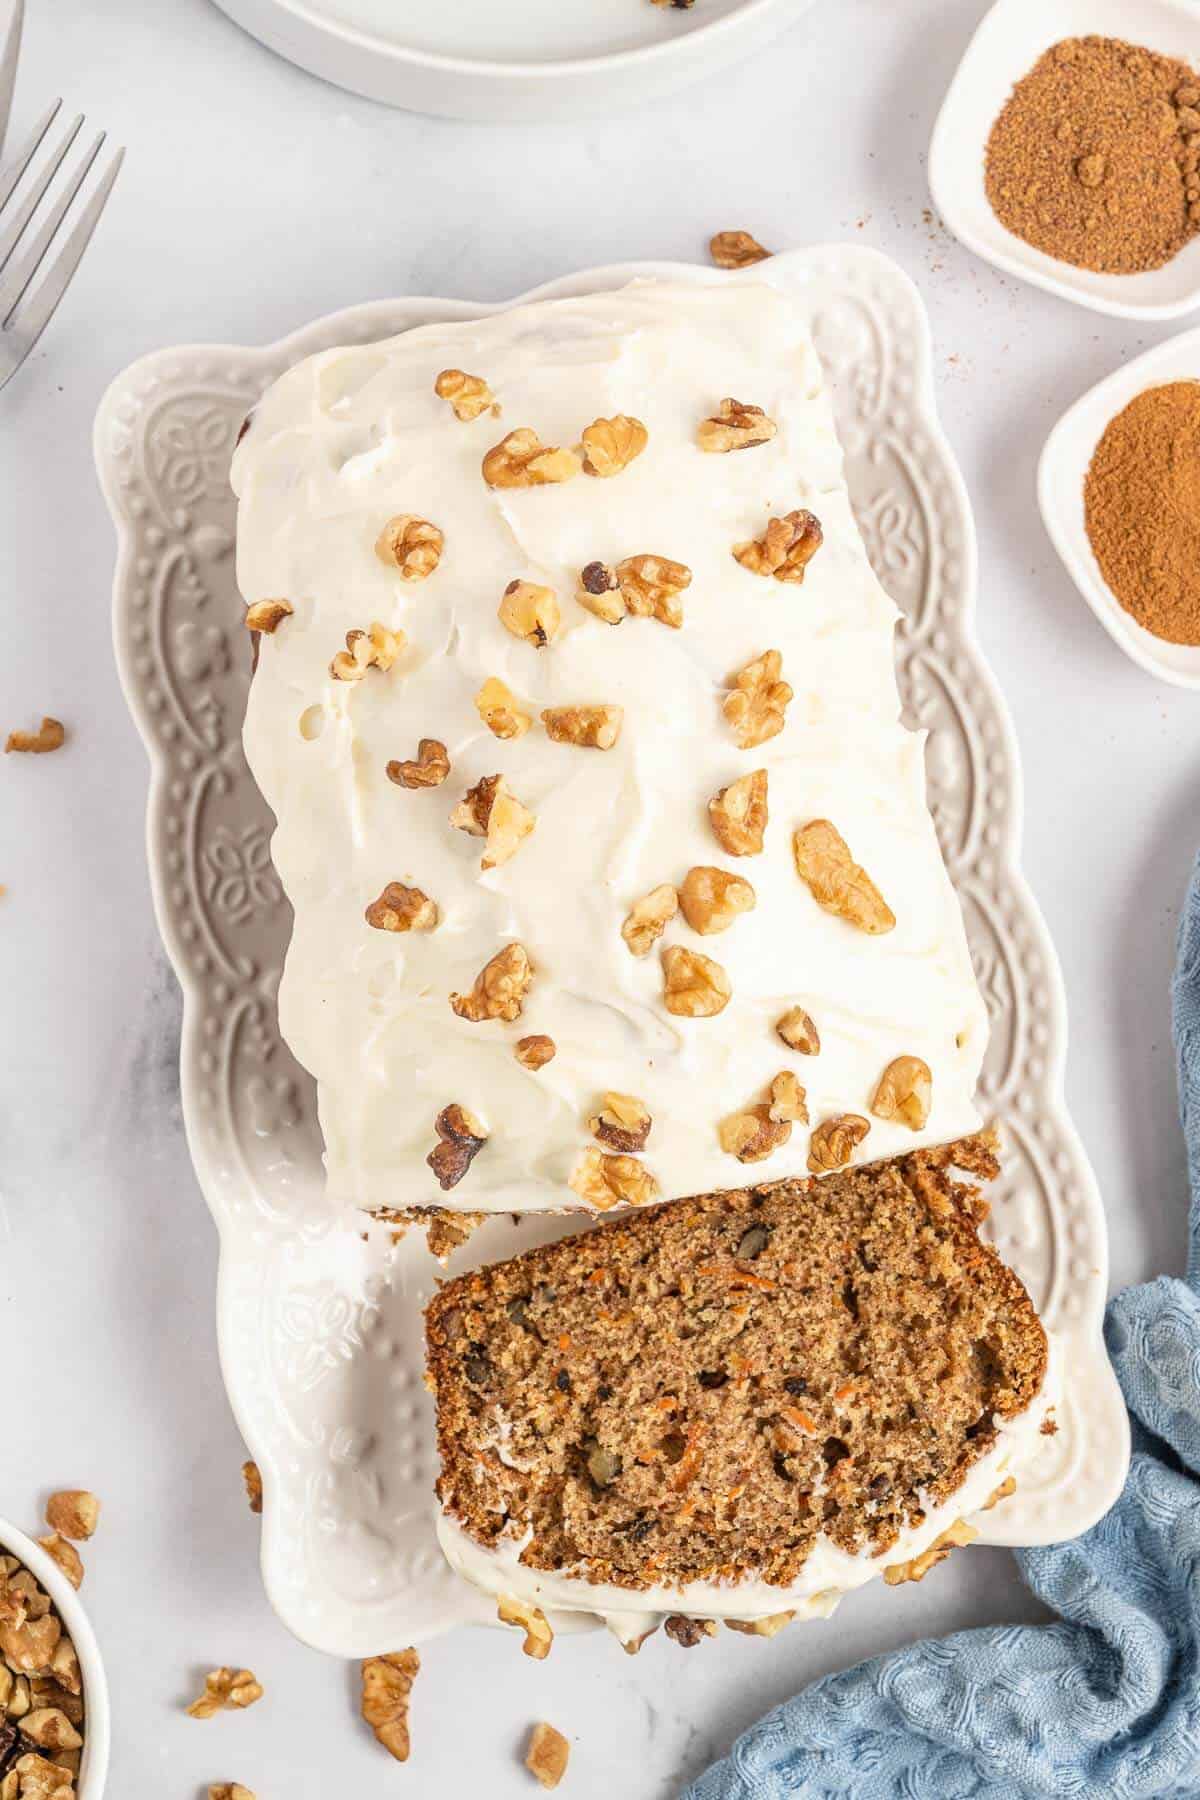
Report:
425,1135,1051,1651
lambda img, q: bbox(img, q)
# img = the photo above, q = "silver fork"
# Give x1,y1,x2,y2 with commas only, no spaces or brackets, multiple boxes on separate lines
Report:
0,0,123,394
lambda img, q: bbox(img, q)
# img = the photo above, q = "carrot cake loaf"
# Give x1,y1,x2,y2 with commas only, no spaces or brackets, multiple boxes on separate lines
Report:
234,280,988,1214
425,1136,1051,1646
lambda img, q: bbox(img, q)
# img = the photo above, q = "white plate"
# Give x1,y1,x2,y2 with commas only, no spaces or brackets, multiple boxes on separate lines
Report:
1039,329,1200,687
98,247,1128,1657
210,0,807,121
931,0,1200,321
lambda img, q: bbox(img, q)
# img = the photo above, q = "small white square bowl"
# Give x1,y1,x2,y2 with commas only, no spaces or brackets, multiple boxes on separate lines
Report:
1038,325,1200,685
931,0,1200,320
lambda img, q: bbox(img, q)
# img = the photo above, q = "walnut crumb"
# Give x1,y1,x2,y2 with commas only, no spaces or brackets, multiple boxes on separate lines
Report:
664,1615,718,1648
808,1113,870,1173
450,944,533,1023
329,622,404,681
725,1611,795,1638
5,718,65,755
776,1005,820,1056
475,677,532,740
871,1055,932,1131
387,738,450,789
661,945,732,1017
723,649,792,748
426,1104,488,1192
793,820,895,934
678,865,756,935
483,428,580,488
709,769,768,856
588,1092,652,1152
569,1148,660,1209
514,1034,556,1070
710,229,771,268
621,883,679,956
435,367,495,420
525,1721,570,1790
243,599,292,634
365,882,438,934
697,398,777,453
361,1649,419,1762
450,773,536,870
576,560,625,624
241,1461,263,1514
733,509,823,583
883,1519,977,1586
186,1668,264,1718
499,579,561,646
541,704,623,749
497,1595,554,1659
983,1476,1017,1511
44,1492,99,1541
580,414,648,478
375,515,443,581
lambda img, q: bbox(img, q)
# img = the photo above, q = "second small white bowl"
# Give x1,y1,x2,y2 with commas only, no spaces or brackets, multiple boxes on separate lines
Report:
1039,326,1200,686
931,0,1200,321
0,1518,109,1799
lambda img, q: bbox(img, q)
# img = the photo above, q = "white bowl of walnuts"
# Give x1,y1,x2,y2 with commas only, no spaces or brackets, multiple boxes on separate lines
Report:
0,1493,109,1799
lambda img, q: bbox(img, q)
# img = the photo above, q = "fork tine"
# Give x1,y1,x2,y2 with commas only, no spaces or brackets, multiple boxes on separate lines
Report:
0,127,103,322
5,145,122,349
0,0,23,161
0,112,82,274
0,97,60,216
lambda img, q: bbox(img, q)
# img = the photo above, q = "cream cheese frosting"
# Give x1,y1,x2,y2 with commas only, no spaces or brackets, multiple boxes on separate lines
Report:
235,280,988,1214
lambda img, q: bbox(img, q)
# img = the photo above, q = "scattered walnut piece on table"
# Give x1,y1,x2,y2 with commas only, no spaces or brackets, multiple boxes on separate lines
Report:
450,943,534,1023
793,820,895,935
725,1611,795,1638
776,1005,820,1056
664,1615,717,1648
241,1462,263,1515
616,554,691,628
723,649,792,749
588,1092,652,1152
43,1494,99,1543
209,1786,257,1800
375,515,444,581
710,229,771,269
365,882,439,934
5,718,65,755
499,579,561,646
387,737,450,789
435,367,495,420
678,865,756,935
883,1519,977,1587
569,1149,660,1210
621,883,678,956
580,413,648,478
361,1648,419,1762
541,705,623,750
514,1034,556,1071
661,945,732,1018
329,622,404,681
709,769,768,856
450,773,536,871
733,509,823,583
525,1721,570,1790
697,398,777,453
483,428,580,488
426,1104,489,1192
33,1538,81,1591
807,1113,870,1173
871,1055,932,1131
186,1668,264,1718
476,677,532,740
243,599,292,634
497,1595,554,1659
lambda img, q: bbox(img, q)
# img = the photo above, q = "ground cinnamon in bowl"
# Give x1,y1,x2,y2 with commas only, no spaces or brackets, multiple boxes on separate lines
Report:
985,37,1200,274
1084,381,1200,646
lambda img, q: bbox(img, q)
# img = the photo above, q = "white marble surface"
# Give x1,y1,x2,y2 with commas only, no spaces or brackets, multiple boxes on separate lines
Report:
0,1,1192,1795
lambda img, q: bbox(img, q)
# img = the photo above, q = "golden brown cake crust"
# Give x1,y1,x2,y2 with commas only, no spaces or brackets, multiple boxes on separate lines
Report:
425,1134,1046,1594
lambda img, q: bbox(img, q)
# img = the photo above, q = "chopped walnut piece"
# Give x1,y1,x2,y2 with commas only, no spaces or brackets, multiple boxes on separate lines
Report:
588,1092,652,1152
241,1461,263,1514
329,621,405,681
709,769,768,857
514,1034,557,1070
450,774,536,870
435,367,495,421
33,1539,81,1591
243,599,292,634
616,554,691,629
365,882,439,934
44,1492,99,1542
768,1071,808,1124
776,1005,820,1056
793,820,895,935
10,1755,74,1800
426,1104,488,1191
719,1102,790,1164
0,1612,60,1676
475,677,532,740
450,944,533,1023
569,1149,660,1210
499,579,561,647
725,1611,795,1638
541,704,623,749
361,1648,419,1762
883,1519,978,1587
209,1787,257,1800
710,229,771,269
871,1055,932,1131
5,718,65,755
525,1721,570,1790
664,1616,718,1648
375,514,444,581
48,1638,79,1697
621,883,679,956
807,1113,870,1173
19,1711,81,1754
483,428,580,488
661,945,732,1017
387,738,450,789
733,509,823,583
697,398,777,454
186,1668,264,1718
723,649,792,749
497,1594,554,1659
983,1476,1017,1510
576,561,625,623
580,414,648,478
678,865,756,935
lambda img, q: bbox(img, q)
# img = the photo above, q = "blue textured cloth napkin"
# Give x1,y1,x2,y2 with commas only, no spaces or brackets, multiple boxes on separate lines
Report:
685,857,1200,1800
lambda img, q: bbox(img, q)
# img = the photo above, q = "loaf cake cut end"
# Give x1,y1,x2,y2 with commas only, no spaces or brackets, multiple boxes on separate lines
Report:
425,1134,1052,1649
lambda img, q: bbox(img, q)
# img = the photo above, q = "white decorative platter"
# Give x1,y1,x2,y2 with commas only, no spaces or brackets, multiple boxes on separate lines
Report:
210,0,808,122
98,247,1128,1658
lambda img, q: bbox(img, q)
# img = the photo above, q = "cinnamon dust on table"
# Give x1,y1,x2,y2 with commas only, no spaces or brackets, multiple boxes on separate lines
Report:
985,36,1200,274
1084,382,1200,647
